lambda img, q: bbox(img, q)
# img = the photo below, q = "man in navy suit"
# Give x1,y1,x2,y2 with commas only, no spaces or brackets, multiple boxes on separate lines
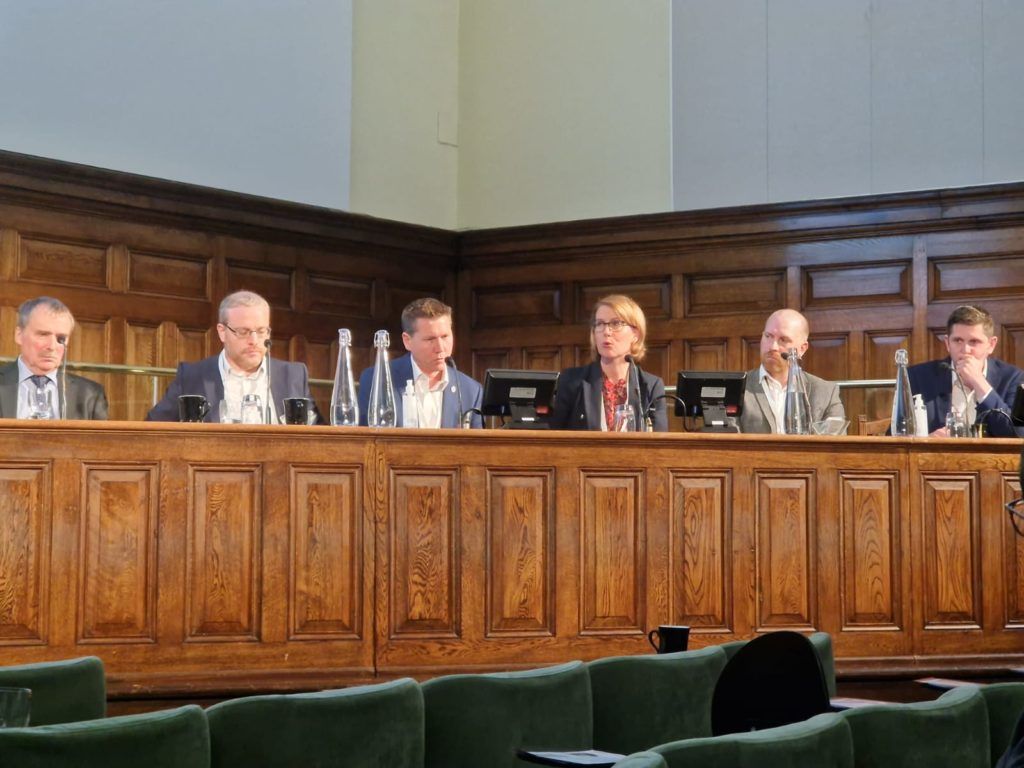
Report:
147,290,321,423
358,298,482,428
908,304,1024,438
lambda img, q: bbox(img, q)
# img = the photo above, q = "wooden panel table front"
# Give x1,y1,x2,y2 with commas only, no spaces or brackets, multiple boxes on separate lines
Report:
0,421,1020,698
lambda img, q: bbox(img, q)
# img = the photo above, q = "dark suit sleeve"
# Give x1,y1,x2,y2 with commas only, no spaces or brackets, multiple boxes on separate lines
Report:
648,375,668,432
550,369,578,430
978,365,1024,437
146,364,187,422
356,366,372,427
465,374,484,429
88,384,109,420
821,382,845,421
294,362,327,425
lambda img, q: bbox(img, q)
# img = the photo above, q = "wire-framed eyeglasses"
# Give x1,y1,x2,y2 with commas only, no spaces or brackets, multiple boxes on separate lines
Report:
592,319,633,334
1006,498,1024,538
222,324,271,340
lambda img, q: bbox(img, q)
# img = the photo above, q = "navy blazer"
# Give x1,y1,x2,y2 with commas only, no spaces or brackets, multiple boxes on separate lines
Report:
550,361,668,432
146,354,321,423
907,356,1024,437
357,353,483,428
0,361,108,420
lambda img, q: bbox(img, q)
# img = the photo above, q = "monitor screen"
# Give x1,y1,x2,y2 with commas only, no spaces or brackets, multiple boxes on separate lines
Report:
675,371,746,430
481,369,559,428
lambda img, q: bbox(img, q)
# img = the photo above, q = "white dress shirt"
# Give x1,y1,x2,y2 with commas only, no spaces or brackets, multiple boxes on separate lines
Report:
408,359,448,429
759,365,787,434
218,351,276,423
950,361,987,425
16,358,60,419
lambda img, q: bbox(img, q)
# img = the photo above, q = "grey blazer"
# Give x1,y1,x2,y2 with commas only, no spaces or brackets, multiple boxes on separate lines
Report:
738,368,844,434
0,361,109,420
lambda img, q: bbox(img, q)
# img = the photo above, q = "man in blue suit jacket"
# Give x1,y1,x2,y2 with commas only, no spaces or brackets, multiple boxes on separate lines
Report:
358,298,482,428
907,304,1024,438
147,290,322,423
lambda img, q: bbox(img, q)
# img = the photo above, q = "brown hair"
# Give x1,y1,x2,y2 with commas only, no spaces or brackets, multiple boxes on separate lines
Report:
401,297,452,335
590,294,648,362
946,305,995,337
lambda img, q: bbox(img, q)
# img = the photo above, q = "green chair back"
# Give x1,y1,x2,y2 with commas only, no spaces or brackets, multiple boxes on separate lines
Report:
422,660,592,768
0,704,208,767
587,645,726,754
206,677,424,768
652,711,853,768
979,683,1024,766
0,656,106,725
612,751,668,767
840,685,990,768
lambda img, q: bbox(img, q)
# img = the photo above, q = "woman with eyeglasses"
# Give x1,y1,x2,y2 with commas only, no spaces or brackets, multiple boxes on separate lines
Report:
550,294,668,431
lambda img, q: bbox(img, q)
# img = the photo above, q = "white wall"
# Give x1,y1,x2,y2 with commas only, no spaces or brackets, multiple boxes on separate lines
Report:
456,0,672,230
672,0,1024,211
348,0,459,229
0,0,352,209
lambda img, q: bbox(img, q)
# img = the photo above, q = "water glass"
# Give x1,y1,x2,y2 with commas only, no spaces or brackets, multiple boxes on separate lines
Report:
613,404,637,432
0,687,31,727
240,394,263,425
29,385,55,420
946,409,969,438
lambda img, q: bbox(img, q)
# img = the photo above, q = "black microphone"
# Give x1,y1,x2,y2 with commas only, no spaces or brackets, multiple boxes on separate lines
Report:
445,357,468,429
264,338,273,425
57,335,68,420
940,360,972,422
624,355,647,431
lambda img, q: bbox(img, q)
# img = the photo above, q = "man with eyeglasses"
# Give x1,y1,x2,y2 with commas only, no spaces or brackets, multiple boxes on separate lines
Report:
147,290,321,423
907,304,1024,437
739,308,845,434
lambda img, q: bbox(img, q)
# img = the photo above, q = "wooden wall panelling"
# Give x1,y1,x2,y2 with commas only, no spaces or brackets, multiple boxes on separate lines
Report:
575,279,671,323
864,332,912,420
472,284,562,329
0,463,50,645
1001,472,1024,630
803,261,912,309
686,270,786,317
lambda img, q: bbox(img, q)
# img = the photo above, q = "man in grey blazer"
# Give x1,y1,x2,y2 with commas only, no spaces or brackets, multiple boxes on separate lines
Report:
739,308,844,434
0,296,108,420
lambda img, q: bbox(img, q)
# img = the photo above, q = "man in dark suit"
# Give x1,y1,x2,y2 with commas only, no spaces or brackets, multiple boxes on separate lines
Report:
146,290,321,423
739,308,844,434
908,304,1024,438
358,298,482,428
0,296,108,420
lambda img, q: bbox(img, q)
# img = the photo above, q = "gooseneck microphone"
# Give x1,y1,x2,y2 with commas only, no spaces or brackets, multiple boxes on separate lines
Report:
940,360,971,419
445,357,468,429
57,334,68,420
264,338,273,425
624,355,648,431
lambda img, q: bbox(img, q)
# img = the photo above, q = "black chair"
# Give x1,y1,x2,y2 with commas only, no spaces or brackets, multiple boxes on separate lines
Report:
710,630,831,736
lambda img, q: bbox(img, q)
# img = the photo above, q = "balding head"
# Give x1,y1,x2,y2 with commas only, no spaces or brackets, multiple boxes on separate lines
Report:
760,308,811,381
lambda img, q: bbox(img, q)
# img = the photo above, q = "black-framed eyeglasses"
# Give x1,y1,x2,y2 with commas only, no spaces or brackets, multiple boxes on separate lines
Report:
592,319,633,333
222,323,271,340
1006,498,1024,538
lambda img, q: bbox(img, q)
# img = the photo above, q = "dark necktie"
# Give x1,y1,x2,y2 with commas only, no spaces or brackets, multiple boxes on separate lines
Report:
29,374,50,389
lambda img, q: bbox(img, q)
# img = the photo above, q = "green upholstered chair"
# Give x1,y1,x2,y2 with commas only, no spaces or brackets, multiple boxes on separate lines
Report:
978,683,1024,766
0,704,209,767
587,645,727,754
612,751,668,768
206,677,424,768
422,660,592,768
652,711,854,768
718,632,836,697
840,685,990,768
0,656,106,725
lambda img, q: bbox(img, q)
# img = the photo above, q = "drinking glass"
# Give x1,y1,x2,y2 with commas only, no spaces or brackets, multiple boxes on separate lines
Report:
0,687,31,727
29,385,54,420
613,404,637,432
946,409,969,438
218,400,239,424
240,394,263,425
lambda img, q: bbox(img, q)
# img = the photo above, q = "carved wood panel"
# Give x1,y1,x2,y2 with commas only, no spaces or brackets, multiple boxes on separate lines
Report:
486,470,554,636
921,474,981,628
932,255,1024,301
524,347,561,373
79,465,158,643
390,470,459,637
803,261,911,308
839,472,900,629
685,340,727,370
471,349,511,380
186,466,261,641
686,270,785,317
576,280,671,322
756,472,815,629
580,472,643,634
289,467,363,639
0,464,49,644
472,285,561,329
669,472,730,629
1002,473,1024,628
128,251,210,299
19,235,109,289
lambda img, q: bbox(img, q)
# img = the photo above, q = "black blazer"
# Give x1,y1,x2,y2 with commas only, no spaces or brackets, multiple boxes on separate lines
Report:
146,354,322,423
0,361,108,420
550,361,668,432
907,357,1024,437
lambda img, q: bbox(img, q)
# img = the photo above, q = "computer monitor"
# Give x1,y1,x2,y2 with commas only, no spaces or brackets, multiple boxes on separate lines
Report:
481,369,559,429
675,371,746,432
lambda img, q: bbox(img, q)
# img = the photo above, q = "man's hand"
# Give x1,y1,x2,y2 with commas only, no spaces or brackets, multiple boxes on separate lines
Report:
930,426,950,438
955,356,991,400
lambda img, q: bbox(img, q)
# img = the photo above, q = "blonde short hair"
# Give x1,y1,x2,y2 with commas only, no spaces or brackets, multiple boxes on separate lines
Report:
218,291,270,324
589,294,648,362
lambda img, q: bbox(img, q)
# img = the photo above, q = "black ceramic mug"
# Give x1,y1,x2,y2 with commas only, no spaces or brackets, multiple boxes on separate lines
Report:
647,625,690,654
178,395,210,423
283,397,314,425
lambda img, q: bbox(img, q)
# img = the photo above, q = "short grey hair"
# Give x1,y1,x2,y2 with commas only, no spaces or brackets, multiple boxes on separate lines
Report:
17,296,74,329
218,291,270,324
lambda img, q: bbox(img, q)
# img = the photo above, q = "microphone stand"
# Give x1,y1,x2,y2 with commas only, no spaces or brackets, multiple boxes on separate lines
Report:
57,334,68,420
445,357,467,428
625,355,646,431
941,360,971,429
264,338,273,425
